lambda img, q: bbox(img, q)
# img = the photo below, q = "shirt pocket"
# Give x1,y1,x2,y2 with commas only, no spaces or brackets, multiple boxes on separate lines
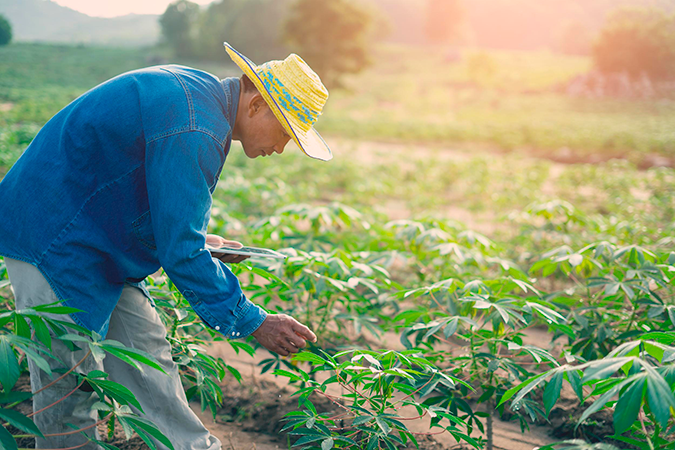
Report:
131,211,157,250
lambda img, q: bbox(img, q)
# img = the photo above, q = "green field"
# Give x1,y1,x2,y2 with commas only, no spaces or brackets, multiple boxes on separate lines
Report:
2,43,675,170
1,42,674,449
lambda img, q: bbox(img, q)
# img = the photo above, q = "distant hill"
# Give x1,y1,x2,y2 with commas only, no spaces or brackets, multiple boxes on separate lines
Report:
0,0,159,46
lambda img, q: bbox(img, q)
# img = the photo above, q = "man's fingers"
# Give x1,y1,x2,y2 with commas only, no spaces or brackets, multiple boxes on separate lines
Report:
221,239,243,249
286,335,306,350
293,323,318,343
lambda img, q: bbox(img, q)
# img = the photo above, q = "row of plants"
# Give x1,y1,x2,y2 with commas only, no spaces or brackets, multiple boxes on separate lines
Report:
1,189,672,449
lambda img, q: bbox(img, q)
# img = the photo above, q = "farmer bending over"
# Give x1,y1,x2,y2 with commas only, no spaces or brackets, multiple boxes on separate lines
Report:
0,42,332,449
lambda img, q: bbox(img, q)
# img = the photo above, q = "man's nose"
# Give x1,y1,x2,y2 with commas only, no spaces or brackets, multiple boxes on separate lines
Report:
274,143,286,154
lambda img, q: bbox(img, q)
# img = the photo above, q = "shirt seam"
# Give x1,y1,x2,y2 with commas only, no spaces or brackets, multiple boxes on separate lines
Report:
146,129,227,153
219,79,232,123
161,67,196,129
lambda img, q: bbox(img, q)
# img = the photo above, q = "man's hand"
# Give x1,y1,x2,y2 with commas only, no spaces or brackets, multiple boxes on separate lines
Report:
206,234,250,264
251,314,318,356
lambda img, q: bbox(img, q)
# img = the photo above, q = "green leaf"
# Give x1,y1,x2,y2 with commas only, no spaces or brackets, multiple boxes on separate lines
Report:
99,340,167,374
581,358,632,383
0,408,44,437
443,317,459,338
292,352,327,366
0,391,31,405
613,377,645,435
352,415,373,426
0,425,18,450
578,378,631,427
0,338,19,392
122,415,174,450
544,372,563,416
645,365,675,428
90,380,143,412
29,302,83,314
565,370,583,402
29,316,52,350
321,437,334,450
13,315,30,339
376,416,391,435
498,370,553,408
292,435,325,447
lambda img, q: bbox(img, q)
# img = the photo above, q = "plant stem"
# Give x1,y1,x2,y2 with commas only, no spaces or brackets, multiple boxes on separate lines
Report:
486,398,493,450
13,413,111,438
19,442,89,450
28,380,85,418
639,413,655,450
5,349,93,410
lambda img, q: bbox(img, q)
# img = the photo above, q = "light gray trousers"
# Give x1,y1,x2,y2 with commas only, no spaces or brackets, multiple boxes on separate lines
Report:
5,257,221,450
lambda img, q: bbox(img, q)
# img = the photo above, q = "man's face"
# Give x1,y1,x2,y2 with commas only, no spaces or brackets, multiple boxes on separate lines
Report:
239,96,292,159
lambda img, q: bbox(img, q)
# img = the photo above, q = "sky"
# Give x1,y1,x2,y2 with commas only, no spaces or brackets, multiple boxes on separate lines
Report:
52,0,215,17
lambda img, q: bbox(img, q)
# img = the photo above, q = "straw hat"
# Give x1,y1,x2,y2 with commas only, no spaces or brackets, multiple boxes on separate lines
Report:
223,42,332,161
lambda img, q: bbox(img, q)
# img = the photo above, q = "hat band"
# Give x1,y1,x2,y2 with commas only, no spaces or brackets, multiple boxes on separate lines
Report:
258,69,320,127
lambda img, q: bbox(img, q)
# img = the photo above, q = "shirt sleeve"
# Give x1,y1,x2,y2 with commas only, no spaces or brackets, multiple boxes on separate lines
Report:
144,131,267,339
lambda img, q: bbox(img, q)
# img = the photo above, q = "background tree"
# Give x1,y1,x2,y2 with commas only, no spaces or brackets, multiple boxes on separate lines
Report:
0,13,12,46
594,6,675,80
195,0,290,63
282,0,375,89
159,0,200,58
425,0,464,45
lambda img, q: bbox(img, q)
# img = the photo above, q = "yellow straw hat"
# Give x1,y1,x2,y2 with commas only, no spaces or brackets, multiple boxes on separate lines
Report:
223,42,332,161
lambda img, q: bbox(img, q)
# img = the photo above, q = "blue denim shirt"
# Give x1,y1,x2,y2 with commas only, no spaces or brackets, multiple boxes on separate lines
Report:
0,65,267,339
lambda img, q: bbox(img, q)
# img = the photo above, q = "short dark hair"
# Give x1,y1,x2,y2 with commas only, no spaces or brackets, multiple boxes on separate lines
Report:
241,74,258,93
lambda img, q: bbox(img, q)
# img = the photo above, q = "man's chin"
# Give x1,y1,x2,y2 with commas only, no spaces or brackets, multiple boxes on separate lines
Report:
241,145,259,159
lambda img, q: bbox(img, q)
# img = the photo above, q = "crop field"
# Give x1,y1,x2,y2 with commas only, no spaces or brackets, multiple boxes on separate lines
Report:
0,43,674,450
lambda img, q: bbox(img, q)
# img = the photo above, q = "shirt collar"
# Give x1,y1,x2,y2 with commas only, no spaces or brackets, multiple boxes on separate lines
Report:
220,76,241,133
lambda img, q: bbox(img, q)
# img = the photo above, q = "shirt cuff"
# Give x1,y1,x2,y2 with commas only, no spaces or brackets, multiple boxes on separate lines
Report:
227,298,267,339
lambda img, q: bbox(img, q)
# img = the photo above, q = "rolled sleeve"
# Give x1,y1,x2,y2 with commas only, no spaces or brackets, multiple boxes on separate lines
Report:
145,131,265,339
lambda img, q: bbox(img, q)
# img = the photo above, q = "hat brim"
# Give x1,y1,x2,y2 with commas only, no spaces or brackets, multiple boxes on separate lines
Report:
223,42,333,161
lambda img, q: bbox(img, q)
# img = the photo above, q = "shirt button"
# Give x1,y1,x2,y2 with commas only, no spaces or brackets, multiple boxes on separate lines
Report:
215,326,220,331
232,331,236,336
236,332,241,337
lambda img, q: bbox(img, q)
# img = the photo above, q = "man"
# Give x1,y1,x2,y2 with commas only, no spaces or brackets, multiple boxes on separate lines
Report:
0,42,332,449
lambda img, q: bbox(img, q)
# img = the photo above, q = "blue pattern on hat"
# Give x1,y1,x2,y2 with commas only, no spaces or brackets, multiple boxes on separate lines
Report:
259,70,319,125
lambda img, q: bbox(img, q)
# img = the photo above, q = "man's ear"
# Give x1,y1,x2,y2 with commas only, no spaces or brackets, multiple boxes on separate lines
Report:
248,94,267,118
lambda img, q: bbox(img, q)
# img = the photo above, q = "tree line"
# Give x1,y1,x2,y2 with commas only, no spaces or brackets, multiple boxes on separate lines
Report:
159,0,675,86
159,0,377,88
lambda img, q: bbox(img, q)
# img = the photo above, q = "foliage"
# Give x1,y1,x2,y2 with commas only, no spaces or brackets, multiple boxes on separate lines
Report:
277,349,481,449
195,0,290,63
159,0,201,58
593,6,675,81
282,0,375,88
0,298,176,449
0,14,11,46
